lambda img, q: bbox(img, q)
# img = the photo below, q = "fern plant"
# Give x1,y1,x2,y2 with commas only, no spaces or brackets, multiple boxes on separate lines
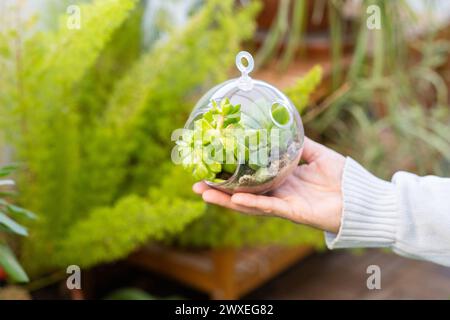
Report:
0,0,262,276
0,0,326,279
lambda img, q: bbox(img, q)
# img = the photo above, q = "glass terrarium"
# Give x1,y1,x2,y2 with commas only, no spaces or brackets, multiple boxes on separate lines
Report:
177,51,304,194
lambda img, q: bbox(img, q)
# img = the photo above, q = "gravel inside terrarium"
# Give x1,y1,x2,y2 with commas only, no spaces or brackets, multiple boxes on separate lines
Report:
237,152,290,186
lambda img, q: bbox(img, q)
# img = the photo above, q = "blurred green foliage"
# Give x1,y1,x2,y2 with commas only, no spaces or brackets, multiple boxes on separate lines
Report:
285,65,323,113
305,0,450,179
254,1,449,180
0,165,36,283
0,0,325,278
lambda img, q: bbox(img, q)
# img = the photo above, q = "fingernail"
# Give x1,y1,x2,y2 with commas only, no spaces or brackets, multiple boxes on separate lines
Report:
192,183,202,194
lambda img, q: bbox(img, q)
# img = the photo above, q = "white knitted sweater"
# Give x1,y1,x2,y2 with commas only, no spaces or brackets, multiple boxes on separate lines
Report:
326,157,450,267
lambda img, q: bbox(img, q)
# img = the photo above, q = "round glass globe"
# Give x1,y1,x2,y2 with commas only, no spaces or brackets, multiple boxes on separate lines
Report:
184,51,304,194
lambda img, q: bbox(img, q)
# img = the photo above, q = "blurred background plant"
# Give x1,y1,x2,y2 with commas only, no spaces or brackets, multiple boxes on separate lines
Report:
314,0,450,179
254,0,450,178
0,165,35,284
0,0,449,299
0,0,324,286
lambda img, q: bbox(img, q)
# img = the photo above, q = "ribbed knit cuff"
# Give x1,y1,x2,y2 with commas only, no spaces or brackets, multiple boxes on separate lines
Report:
325,157,398,249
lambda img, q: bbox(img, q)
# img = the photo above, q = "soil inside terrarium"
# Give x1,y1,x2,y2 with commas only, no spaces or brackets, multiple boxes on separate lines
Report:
216,171,233,181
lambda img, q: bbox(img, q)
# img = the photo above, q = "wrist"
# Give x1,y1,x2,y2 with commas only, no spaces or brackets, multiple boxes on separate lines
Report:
326,157,397,249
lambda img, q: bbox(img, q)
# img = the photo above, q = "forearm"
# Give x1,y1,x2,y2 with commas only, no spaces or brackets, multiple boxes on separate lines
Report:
326,157,450,267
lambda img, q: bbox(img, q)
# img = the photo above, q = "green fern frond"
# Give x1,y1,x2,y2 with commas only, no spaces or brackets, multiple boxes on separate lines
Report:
19,0,259,275
285,65,323,112
175,205,325,249
32,0,138,87
58,194,205,269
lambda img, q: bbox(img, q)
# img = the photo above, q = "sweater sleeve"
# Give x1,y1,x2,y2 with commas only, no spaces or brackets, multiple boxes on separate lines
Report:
325,157,450,267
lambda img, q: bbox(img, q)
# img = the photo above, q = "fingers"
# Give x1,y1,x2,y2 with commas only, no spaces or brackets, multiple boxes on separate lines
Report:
201,189,261,215
301,137,324,163
231,193,293,220
193,183,293,219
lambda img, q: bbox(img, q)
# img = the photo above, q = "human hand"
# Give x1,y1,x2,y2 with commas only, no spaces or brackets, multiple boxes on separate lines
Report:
193,137,346,233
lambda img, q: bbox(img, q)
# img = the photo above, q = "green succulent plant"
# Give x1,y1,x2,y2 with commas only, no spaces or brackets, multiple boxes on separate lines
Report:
176,98,242,182
176,97,296,184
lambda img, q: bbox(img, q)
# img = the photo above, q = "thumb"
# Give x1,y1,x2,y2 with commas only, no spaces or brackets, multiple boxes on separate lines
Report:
301,137,325,163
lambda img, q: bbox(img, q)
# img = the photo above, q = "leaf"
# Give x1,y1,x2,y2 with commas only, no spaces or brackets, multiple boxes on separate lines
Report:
0,165,18,178
0,224,13,233
0,211,28,236
7,204,37,220
0,191,16,198
0,201,35,223
0,243,29,283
